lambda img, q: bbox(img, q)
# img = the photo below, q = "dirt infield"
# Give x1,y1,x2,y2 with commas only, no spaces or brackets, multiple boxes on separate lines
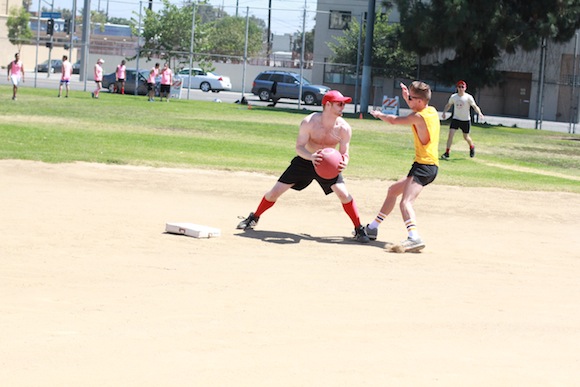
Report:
1,160,579,386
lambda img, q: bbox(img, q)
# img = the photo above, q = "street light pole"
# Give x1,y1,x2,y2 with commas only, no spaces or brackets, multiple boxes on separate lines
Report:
69,0,77,62
46,0,55,78
267,0,272,64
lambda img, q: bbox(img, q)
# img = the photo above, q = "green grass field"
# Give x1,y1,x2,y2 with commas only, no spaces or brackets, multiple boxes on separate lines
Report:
1,85,579,193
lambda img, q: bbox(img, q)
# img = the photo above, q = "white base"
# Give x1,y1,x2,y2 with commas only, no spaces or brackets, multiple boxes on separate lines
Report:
165,222,221,238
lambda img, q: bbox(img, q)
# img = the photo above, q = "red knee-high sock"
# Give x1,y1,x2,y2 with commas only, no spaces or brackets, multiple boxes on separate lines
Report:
342,199,362,228
255,196,275,217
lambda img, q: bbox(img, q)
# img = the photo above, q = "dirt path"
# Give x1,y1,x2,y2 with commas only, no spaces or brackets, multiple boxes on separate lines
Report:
1,160,579,386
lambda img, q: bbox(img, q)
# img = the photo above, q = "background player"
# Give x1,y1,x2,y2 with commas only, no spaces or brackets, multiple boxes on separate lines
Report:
441,80,484,159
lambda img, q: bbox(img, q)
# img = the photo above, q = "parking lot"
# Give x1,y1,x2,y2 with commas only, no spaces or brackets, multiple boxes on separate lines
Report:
2,71,576,133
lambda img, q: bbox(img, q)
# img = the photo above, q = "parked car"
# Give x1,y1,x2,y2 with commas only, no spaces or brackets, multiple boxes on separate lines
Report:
36,59,63,73
72,60,81,74
251,70,330,105
102,68,158,96
177,68,232,92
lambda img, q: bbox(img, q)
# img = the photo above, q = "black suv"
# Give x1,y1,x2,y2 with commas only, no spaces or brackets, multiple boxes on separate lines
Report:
251,71,330,105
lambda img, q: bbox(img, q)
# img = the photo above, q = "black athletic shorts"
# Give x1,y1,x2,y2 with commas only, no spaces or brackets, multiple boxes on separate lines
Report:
450,119,471,134
407,162,438,186
160,84,171,93
279,156,343,195
148,82,155,91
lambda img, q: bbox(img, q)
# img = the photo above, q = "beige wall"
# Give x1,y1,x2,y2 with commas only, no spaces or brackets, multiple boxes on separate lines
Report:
1,0,21,16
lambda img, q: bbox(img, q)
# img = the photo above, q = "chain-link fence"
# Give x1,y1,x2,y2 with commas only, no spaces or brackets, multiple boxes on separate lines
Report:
3,1,580,124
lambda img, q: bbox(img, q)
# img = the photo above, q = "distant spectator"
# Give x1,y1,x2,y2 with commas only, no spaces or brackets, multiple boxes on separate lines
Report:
441,80,484,159
148,62,160,102
267,80,278,107
159,62,173,102
7,52,24,101
92,58,104,99
116,59,126,94
58,55,72,98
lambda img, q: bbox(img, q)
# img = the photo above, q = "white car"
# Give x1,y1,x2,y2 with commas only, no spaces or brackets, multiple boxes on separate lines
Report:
177,68,232,92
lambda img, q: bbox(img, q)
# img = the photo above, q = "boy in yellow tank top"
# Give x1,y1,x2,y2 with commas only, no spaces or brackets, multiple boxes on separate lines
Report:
367,81,440,252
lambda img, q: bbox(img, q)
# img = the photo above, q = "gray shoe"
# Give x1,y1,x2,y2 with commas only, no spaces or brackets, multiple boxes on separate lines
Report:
365,224,378,241
237,212,259,230
400,237,425,253
354,225,370,243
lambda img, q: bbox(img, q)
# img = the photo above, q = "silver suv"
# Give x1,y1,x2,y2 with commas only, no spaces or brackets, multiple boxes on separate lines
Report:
251,71,330,105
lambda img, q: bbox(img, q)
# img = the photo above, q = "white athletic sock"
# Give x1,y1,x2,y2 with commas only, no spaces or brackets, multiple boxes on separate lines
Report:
405,218,420,239
369,212,387,229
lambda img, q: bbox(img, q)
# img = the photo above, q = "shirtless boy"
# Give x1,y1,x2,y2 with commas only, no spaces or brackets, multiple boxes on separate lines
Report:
237,90,370,243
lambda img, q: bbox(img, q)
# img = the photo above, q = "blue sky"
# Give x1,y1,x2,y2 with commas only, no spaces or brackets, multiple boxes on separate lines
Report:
31,0,317,34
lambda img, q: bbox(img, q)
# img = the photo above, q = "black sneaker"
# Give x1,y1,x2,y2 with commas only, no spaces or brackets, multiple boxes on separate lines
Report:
441,152,449,160
365,224,378,241
237,212,259,230
469,146,475,158
354,225,370,244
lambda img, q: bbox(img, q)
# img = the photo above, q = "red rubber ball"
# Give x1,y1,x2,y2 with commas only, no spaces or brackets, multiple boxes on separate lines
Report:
315,148,342,179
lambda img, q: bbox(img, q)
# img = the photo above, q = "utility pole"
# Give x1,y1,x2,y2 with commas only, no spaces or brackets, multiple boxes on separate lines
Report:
360,0,376,113
69,0,77,62
267,0,272,64
80,0,91,87
535,37,547,130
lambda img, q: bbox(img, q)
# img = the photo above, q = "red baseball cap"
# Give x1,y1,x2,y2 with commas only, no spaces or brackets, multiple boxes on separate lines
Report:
322,90,352,105
456,80,467,88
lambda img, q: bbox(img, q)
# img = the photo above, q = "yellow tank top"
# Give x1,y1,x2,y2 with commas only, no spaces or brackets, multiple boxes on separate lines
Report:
413,106,440,166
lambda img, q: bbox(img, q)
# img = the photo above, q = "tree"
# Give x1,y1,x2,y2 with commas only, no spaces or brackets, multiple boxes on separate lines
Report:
394,0,580,90
108,17,132,26
22,0,32,12
135,0,197,64
91,10,107,25
328,13,417,79
132,0,265,66
204,16,264,62
6,7,33,53
293,29,314,60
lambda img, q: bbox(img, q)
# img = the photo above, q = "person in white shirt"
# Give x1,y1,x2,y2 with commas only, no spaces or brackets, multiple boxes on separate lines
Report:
441,80,484,159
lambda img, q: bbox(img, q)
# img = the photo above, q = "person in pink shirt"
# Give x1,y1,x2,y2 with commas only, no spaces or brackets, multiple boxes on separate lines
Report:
92,58,104,99
7,52,24,100
159,62,173,102
115,59,126,94
147,62,160,102
58,55,73,98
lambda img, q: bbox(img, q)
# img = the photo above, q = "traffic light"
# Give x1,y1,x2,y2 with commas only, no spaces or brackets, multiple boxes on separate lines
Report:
64,19,71,34
46,18,54,35
45,42,53,48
